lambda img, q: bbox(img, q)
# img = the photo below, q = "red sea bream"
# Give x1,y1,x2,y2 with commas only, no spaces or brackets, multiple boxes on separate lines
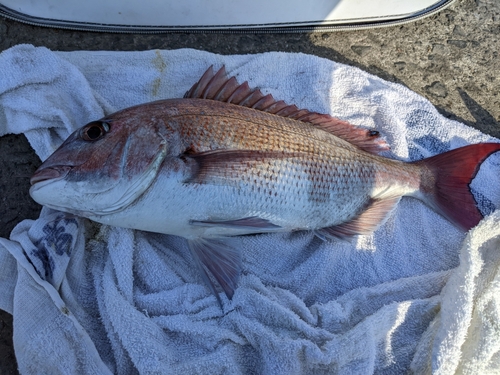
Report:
29,66,500,301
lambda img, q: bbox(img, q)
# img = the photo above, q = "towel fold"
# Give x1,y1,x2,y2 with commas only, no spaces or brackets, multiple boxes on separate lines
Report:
0,44,499,374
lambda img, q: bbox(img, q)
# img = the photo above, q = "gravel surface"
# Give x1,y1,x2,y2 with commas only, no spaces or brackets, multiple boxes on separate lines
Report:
1,0,499,372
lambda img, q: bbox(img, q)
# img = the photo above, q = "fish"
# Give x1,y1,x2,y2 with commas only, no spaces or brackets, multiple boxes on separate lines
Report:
30,66,500,303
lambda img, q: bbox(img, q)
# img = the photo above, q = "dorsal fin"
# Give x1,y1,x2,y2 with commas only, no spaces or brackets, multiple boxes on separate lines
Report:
184,66,389,154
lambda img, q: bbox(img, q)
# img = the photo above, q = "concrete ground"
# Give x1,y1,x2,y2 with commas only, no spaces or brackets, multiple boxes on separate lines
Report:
0,0,499,372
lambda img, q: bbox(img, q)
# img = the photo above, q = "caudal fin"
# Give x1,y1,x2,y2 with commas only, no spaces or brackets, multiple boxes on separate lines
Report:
415,143,500,231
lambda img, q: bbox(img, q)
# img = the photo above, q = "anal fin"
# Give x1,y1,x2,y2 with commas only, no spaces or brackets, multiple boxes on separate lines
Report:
315,197,400,239
188,237,241,305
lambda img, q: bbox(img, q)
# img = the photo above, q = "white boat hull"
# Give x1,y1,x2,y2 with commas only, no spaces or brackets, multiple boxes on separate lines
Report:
0,0,455,32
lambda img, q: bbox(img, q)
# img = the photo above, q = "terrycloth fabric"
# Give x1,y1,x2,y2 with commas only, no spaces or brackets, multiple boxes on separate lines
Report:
0,44,499,374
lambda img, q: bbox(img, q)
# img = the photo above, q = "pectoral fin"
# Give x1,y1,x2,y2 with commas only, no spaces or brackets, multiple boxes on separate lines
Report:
185,149,301,185
188,237,242,305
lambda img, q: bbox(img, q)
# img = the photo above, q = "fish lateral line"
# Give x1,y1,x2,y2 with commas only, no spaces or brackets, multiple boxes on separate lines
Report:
28,65,500,308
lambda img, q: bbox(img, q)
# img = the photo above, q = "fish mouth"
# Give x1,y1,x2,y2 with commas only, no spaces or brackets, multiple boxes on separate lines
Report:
30,166,71,185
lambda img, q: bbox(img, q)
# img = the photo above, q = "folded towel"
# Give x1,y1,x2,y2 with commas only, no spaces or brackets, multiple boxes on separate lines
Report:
0,44,499,374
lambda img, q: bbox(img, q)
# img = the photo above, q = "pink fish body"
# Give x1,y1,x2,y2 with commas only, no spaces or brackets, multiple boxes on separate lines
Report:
30,66,500,301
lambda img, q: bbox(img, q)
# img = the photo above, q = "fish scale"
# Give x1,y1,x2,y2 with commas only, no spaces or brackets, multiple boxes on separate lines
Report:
29,66,500,303
175,102,343,152
178,116,421,234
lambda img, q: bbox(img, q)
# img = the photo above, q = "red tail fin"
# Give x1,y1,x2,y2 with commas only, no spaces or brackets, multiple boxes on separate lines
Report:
415,143,500,231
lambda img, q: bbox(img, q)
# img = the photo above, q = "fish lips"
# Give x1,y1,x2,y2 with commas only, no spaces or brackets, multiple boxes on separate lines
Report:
29,166,96,218
30,165,72,185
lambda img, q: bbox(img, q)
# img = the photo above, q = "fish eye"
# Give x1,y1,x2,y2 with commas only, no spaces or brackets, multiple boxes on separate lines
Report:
81,121,110,141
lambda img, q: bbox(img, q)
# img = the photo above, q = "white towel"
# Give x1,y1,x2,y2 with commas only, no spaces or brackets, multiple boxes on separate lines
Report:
0,44,499,374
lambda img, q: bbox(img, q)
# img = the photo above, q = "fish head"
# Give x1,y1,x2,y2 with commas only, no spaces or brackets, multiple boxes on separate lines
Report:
30,111,170,217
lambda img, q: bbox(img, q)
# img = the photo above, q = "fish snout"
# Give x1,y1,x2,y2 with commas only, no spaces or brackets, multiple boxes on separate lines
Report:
30,166,71,185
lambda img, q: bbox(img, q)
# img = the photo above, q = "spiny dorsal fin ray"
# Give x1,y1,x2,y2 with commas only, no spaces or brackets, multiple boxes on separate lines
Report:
185,66,389,154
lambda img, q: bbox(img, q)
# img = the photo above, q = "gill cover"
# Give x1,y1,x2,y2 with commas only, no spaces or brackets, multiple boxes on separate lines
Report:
30,118,169,215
